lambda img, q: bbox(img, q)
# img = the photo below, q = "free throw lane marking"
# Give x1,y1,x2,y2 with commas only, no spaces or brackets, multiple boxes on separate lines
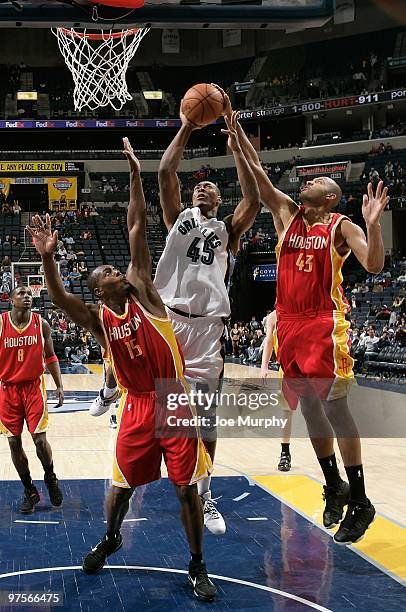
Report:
253,475,406,583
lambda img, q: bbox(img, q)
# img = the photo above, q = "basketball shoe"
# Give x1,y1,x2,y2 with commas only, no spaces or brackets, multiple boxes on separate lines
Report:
334,500,376,544
188,560,217,602
201,491,226,535
322,481,350,528
89,388,120,417
45,473,63,507
277,451,291,472
82,532,123,574
20,486,40,514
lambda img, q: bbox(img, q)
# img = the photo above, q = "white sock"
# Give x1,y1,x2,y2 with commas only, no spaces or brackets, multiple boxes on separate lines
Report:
197,476,211,497
103,384,117,400
110,403,117,417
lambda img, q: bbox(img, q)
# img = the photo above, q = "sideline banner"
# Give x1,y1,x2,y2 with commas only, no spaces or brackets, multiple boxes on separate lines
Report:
47,177,77,208
0,177,13,197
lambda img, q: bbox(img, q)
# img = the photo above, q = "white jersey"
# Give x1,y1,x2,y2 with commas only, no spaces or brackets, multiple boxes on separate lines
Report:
154,207,231,317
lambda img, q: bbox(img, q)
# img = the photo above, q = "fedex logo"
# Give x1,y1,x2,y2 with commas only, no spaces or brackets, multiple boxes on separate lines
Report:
5,121,25,128
65,121,86,128
126,121,139,127
96,120,115,127
35,121,55,128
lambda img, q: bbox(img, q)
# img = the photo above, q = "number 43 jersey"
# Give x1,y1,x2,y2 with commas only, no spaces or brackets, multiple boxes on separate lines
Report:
154,207,231,318
276,206,351,315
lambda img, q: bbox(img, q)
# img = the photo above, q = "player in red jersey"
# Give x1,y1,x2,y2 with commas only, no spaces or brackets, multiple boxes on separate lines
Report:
0,286,64,513
27,138,216,602
236,120,389,545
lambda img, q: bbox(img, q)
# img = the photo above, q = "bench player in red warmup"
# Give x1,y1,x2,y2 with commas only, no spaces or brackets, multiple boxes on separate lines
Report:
28,138,216,602
235,115,389,544
0,286,64,513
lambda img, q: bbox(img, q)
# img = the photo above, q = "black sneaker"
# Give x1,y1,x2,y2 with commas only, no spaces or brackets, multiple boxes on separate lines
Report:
44,474,63,507
82,532,123,574
334,500,376,545
277,452,291,472
188,560,217,602
20,486,40,514
322,481,350,528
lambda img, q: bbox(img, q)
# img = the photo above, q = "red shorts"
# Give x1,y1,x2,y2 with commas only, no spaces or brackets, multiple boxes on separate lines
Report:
276,312,354,410
0,378,48,437
112,390,212,488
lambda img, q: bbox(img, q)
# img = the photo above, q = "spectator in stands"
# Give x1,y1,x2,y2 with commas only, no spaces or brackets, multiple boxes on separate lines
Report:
64,233,75,246
376,305,391,320
77,261,88,278
89,205,99,216
80,230,92,240
71,345,89,364
3,235,10,247
359,328,380,363
2,203,10,214
68,265,81,282
246,329,265,364
57,243,67,259
66,245,77,264
12,201,21,214
249,316,260,333
59,256,69,276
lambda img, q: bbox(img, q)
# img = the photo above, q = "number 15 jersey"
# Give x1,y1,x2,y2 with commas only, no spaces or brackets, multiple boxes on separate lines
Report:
154,208,231,317
276,206,351,315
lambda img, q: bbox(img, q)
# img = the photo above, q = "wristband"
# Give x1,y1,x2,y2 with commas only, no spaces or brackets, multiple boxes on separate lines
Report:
45,355,59,366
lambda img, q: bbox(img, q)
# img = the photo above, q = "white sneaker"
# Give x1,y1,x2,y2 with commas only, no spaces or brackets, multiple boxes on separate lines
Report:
109,413,118,429
89,389,119,417
201,491,226,535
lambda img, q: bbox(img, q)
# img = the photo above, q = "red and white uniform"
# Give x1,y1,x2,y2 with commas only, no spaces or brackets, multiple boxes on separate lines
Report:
275,206,354,409
99,295,212,488
0,312,47,437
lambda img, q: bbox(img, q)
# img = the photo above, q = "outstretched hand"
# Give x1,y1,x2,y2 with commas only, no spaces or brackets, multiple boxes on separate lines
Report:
362,181,390,227
122,137,141,172
221,110,241,153
179,103,201,130
26,214,58,256
210,83,232,119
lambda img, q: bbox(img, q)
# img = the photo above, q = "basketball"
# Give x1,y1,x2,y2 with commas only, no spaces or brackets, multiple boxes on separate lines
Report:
181,83,225,127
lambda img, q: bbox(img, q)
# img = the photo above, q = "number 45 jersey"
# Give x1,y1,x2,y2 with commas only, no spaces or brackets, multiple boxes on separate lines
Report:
276,206,351,315
154,207,231,318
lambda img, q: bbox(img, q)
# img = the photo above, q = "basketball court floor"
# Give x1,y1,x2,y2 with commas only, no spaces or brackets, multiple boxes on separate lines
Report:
0,363,404,611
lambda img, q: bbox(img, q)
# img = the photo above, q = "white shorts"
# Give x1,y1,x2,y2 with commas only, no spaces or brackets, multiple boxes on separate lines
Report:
167,309,225,388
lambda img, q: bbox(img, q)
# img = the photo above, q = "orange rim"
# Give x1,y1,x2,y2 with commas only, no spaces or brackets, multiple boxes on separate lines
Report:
58,27,140,40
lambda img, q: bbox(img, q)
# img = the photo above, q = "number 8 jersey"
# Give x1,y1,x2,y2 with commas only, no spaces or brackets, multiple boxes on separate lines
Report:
276,206,351,315
0,312,45,383
154,207,231,317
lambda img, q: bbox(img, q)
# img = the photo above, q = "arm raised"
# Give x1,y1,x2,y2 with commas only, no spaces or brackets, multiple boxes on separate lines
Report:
158,109,200,230
222,111,261,254
340,181,389,275
27,215,102,339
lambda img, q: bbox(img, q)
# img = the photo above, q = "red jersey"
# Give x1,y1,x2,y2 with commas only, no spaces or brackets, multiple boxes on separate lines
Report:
99,295,184,394
276,206,351,315
0,312,45,383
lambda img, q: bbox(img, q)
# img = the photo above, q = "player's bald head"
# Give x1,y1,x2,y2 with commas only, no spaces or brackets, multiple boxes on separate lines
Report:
324,177,342,206
87,266,104,294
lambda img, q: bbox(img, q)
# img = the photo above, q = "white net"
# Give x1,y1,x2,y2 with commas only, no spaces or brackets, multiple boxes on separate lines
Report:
52,27,150,112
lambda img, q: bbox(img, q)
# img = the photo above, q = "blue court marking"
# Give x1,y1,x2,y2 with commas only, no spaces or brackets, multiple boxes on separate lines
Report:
46,391,97,414
58,364,91,375
0,478,404,612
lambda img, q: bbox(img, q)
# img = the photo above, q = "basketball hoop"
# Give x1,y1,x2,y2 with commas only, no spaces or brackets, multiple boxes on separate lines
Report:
30,284,42,299
52,27,150,111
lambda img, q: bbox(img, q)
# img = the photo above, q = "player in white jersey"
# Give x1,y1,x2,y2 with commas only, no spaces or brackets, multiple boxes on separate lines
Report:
154,102,260,534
